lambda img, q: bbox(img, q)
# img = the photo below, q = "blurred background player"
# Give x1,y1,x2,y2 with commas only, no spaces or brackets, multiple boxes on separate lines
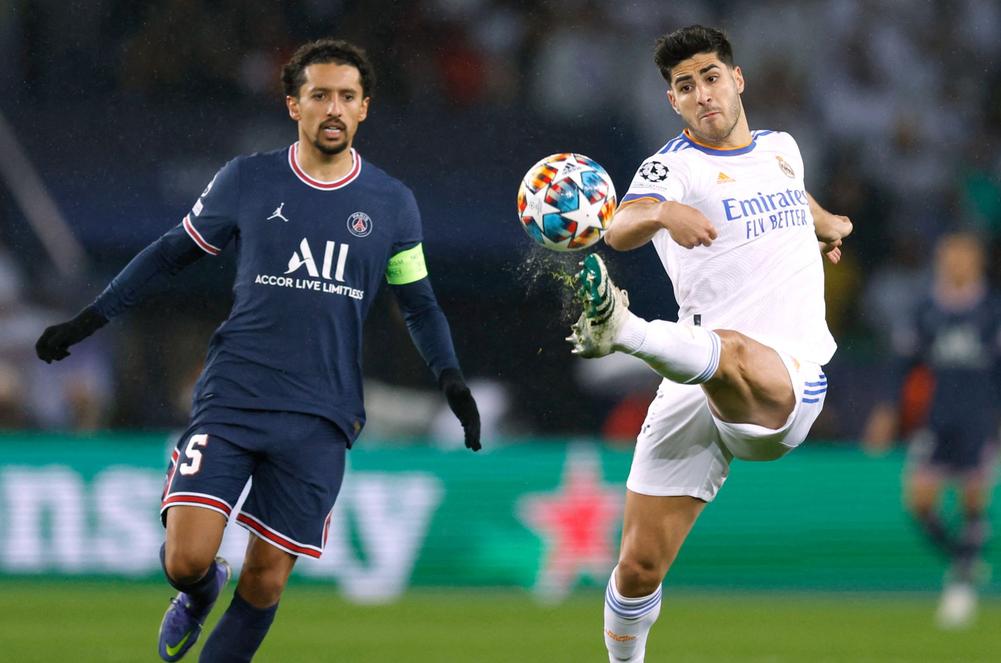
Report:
566,25,852,662
35,38,481,662
864,231,1001,629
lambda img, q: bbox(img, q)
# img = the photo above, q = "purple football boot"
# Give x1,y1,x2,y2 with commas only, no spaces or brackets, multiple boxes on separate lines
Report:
157,557,231,661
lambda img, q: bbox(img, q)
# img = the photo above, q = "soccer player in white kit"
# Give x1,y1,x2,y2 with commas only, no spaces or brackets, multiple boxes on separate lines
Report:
566,25,854,662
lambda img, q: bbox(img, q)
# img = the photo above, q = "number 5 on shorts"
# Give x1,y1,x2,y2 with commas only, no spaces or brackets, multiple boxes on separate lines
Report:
179,434,209,476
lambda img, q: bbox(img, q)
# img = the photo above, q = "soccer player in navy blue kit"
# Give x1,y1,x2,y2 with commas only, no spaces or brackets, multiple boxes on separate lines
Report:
36,39,481,661
865,231,1000,629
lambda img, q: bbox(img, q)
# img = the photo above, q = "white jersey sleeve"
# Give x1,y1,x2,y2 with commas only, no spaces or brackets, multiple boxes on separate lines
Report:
621,149,693,206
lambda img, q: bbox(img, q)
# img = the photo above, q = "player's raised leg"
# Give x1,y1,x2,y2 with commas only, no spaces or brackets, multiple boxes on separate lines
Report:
198,535,296,662
159,507,230,662
604,492,705,662
569,254,794,430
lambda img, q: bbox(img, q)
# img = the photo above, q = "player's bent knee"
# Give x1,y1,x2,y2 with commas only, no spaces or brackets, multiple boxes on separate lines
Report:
713,330,750,378
163,546,216,585
616,556,667,597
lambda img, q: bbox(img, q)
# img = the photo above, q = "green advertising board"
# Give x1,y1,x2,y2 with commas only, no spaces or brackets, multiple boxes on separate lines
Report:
0,434,997,602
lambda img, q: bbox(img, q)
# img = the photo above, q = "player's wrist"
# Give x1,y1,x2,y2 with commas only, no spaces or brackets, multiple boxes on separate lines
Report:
74,305,109,336
657,201,682,231
437,367,465,392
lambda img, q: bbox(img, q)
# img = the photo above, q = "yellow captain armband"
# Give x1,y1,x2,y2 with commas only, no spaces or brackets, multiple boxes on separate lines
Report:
385,243,428,285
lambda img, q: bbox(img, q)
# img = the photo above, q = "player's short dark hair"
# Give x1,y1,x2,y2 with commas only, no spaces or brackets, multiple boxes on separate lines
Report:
281,38,376,99
654,25,734,84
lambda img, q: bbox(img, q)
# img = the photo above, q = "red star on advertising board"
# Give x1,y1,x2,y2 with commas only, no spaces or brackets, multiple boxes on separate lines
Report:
518,447,623,601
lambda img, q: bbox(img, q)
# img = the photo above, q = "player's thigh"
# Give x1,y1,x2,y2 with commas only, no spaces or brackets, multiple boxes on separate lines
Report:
703,330,795,429
237,533,298,607
714,356,826,461
619,490,706,576
904,459,945,514
164,506,228,578
238,412,348,559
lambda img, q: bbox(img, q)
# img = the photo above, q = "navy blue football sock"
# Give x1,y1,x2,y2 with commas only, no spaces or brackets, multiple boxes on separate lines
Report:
954,510,988,583
913,511,954,559
198,590,278,662
160,543,221,605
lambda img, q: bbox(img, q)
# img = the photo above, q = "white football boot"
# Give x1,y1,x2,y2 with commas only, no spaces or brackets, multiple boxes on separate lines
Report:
567,253,630,358
935,582,976,629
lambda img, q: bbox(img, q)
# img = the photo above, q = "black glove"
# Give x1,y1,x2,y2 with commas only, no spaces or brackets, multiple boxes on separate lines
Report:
35,305,108,363
439,368,481,452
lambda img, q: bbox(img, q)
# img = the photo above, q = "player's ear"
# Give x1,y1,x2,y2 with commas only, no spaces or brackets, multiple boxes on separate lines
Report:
666,89,680,115
732,66,745,94
358,97,370,123
287,95,301,122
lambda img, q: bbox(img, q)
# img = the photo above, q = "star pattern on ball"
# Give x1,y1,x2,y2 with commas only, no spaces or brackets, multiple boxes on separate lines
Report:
517,153,616,251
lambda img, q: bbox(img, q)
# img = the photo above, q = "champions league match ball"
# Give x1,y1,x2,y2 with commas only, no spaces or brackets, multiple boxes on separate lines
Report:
517,153,617,252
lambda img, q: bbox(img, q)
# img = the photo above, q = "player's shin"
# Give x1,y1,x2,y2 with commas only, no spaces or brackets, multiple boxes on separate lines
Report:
603,566,662,663
912,511,954,559
954,510,988,583
617,317,721,385
198,591,278,662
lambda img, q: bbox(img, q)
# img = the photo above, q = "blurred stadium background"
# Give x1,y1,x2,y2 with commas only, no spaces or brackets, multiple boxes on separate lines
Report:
2,1,1001,661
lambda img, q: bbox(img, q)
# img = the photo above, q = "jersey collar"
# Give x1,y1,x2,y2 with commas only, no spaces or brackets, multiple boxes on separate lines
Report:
681,129,757,156
288,143,362,190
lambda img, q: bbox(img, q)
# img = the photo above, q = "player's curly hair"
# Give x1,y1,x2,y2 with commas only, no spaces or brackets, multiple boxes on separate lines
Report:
282,38,376,99
654,25,734,84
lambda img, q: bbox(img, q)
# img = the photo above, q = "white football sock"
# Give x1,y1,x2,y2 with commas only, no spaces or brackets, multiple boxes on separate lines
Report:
604,567,662,663
614,315,721,384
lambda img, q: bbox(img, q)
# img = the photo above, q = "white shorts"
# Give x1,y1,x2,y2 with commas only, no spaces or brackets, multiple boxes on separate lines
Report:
626,353,827,502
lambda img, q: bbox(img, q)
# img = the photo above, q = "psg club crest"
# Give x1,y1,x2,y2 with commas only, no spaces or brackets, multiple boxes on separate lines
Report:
639,161,669,182
347,211,373,237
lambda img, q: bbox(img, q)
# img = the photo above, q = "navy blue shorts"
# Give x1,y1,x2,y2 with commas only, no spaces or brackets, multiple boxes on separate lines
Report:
909,419,997,476
161,407,347,558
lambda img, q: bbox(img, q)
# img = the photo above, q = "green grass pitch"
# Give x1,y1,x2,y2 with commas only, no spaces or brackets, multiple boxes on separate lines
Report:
3,581,1000,662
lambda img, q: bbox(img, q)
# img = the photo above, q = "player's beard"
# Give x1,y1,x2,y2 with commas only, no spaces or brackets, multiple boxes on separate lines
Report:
693,98,743,145
313,135,349,156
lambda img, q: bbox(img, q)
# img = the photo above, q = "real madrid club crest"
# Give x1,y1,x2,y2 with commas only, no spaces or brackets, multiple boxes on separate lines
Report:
776,156,795,179
347,211,372,237
639,161,669,183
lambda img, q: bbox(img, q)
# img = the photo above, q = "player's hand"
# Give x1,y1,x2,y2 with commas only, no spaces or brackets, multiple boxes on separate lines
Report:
819,242,842,264
35,306,108,363
861,402,897,456
815,212,852,264
439,368,481,452
661,202,718,249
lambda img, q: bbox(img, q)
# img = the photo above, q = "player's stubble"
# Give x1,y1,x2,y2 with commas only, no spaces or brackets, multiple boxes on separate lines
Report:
689,86,743,146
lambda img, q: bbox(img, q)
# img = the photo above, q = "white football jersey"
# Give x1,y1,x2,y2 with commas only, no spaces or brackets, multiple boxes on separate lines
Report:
621,129,836,365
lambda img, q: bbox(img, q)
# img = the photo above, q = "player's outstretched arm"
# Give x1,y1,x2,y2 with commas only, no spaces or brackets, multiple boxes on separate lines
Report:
391,278,481,451
808,193,853,264
605,200,717,251
35,227,205,363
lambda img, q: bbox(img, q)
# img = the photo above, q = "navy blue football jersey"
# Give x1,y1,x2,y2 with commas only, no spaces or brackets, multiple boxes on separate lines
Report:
893,289,1001,426
173,144,424,440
